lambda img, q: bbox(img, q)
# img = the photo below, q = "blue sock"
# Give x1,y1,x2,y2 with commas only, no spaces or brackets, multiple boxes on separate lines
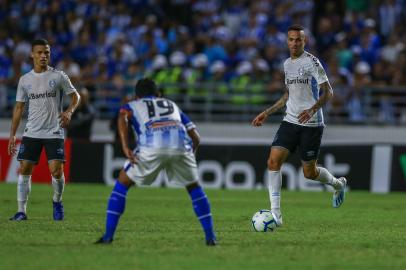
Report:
103,181,128,240
188,186,216,241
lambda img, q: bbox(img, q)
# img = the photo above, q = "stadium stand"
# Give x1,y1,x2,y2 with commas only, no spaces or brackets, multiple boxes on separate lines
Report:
0,0,405,123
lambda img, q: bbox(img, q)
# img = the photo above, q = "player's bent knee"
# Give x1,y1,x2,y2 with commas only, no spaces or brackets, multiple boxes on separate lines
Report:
20,161,34,175
49,161,64,179
118,170,134,188
185,181,200,192
51,170,64,179
303,168,318,180
20,169,33,175
50,166,64,179
267,158,282,171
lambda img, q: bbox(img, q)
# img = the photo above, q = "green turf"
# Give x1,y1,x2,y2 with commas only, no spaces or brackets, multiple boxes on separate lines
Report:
0,183,405,270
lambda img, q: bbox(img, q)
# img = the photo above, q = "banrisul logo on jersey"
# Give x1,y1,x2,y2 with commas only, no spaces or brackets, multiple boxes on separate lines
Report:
286,77,309,84
28,90,57,100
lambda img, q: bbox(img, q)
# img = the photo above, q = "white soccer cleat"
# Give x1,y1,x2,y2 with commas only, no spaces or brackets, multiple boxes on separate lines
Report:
332,177,347,208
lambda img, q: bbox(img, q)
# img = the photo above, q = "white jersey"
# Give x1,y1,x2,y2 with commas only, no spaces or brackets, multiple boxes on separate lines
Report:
283,51,329,127
122,96,196,152
16,67,77,139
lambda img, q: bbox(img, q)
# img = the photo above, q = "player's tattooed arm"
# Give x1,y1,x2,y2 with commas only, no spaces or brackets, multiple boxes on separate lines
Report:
264,90,289,116
252,90,289,126
60,91,80,128
8,101,25,156
298,81,333,124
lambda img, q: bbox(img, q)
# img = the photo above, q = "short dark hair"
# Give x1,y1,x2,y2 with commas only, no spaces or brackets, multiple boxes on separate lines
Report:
288,25,304,32
135,78,159,97
31,39,49,48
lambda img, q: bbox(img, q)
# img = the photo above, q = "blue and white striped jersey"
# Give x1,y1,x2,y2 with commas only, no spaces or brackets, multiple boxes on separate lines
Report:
121,96,196,152
283,51,330,127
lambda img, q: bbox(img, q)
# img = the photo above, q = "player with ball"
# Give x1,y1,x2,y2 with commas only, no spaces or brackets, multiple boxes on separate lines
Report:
252,25,347,229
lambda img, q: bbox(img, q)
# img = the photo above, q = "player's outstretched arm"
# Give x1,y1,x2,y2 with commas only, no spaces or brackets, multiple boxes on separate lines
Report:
187,128,201,153
8,102,25,156
60,91,80,128
252,91,289,126
298,82,333,124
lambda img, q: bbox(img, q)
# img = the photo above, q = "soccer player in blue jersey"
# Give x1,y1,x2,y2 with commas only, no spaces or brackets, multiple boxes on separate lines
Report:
96,78,217,246
252,25,347,226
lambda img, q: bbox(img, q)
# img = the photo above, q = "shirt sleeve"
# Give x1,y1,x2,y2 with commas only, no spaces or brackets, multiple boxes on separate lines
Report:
16,77,27,102
283,61,288,86
311,58,329,85
120,103,133,114
180,111,196,130
60,71,77,95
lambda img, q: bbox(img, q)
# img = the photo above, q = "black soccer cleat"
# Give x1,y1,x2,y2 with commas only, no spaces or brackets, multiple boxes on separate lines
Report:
94,237,113,244
206,239,217,246
9,212,28,221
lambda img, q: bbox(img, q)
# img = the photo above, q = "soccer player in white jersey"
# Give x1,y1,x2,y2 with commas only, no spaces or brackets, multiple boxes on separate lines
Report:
252,25,347,226
7,39,80,221
96,78,217,246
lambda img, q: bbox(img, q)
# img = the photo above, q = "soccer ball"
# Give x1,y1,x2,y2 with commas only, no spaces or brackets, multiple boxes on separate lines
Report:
251,210,278,232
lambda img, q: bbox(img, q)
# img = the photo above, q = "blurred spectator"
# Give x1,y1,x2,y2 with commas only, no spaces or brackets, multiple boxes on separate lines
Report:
334,33,353,70
208,60,229,105
371,60,392,85
251,58,271,105
392,50,406,85
124,61,144,85
379,0,402,39
347,61,370,122
148,54,169,90
222,0,246,37
230,60,253,105
380,34,405,63
57,55,81,84
185,53,209,103
325,58,351,122
265,24,286,50
67,88,95,142
345,0,370,13
315,17,336,54
164,50,187,97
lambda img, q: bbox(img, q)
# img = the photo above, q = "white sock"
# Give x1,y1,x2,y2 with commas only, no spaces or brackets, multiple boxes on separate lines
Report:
268,170,282,216
17,175,31,213
316,167,340,189
52,175,65,202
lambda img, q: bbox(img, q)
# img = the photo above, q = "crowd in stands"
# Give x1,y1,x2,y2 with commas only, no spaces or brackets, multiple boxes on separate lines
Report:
0,0,405,123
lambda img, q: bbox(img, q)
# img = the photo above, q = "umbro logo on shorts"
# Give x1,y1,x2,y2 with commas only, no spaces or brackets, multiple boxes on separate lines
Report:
306,151,315,157
19,144,25,154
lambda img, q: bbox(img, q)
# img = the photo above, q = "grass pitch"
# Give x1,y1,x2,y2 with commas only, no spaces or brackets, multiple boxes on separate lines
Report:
0,183,405,270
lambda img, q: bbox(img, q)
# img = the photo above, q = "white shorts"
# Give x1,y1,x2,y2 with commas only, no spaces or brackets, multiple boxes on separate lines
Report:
123,149,198,186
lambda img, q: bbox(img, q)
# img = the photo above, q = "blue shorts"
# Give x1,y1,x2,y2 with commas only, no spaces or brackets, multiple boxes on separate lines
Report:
272,121,324,162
